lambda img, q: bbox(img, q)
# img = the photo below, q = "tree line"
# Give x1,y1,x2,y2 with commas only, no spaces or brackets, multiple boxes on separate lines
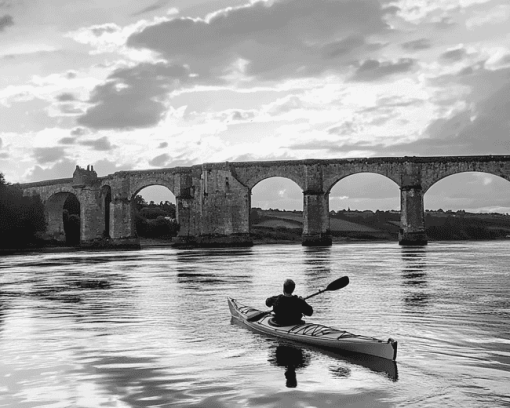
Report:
0,173,46,249
134,195,179,239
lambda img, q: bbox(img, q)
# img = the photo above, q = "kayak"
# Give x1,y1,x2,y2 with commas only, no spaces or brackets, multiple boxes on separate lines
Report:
228,297,398,361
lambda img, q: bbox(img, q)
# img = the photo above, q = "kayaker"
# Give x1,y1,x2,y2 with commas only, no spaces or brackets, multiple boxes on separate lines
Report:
265,279,313,325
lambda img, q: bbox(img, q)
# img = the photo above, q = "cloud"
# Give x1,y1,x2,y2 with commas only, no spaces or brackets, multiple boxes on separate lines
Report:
56,93,77,102
127,0,392,81
58,137,76,145
59,103,83,114
351,58,415,81
286,138,382,156
90,23,119,37
149,153,170,167
362,95,425,111
352,66,510,156
92,158,133,176
132,0,170,16
71,127,87,136
25,158,77,182
158,142,168,148
230,110,256,121
0,98,57,133
440,47,467,62
328,121,360,136
401,38,432,50
33,147,66,164
0,14,13,32
288,139,347,152
0,138,6,158
78,136,116,151
320,35,382,59
427,67,510,153
77,62,191,129
267,95,304,115
146,153,194,168
434,16,456,29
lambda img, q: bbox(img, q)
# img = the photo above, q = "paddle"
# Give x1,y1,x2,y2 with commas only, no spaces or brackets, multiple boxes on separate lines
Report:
246,276,349,322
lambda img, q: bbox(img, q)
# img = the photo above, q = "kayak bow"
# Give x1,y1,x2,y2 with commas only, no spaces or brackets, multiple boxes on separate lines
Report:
228,297,397,361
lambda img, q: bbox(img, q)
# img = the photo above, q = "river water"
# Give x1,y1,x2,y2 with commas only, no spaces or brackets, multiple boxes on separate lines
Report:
0,241,509,407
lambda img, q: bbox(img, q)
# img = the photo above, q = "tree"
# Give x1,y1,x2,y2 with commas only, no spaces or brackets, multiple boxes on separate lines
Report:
133,195,178,239
140,207,167,219
133,194,147,211
0,173,46,248
250,208,261,225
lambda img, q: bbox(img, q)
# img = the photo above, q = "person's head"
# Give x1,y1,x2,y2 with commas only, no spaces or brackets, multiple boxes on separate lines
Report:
283,279,295,295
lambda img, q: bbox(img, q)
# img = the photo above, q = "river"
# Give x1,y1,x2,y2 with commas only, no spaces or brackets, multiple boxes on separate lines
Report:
0,241,509,407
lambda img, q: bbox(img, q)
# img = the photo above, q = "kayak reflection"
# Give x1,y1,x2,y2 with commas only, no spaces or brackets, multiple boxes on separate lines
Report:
319,347,398,382
231,316,399,383
267,344,311,388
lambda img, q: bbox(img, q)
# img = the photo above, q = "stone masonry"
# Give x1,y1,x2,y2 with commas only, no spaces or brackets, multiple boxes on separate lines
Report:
20,156,510,248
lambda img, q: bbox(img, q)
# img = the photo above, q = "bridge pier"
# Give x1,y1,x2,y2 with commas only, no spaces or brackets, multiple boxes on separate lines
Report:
45,193,68,242
399,182,427,245
173,164,253,248
302,191,332,246
172,196,196,247
79,188,106,244
107,196,140,249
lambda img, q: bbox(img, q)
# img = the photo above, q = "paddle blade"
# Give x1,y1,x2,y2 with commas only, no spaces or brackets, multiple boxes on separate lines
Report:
325,276,349,292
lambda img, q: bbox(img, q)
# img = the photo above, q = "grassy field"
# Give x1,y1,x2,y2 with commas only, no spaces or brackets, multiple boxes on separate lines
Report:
256,210,383,233
252,209,510,241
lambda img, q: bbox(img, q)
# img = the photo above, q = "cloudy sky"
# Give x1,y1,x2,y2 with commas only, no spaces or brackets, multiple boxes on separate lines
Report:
1,0,510,212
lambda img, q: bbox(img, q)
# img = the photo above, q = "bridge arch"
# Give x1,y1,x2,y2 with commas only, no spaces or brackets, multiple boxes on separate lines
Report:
323,168,401,194
424,172,510,240
250,176,304,203
132,184,178,241
130,179,178,200
422,163,510,193
249,176,305,243
328,173,401,240
424,171,510,213
232,164,306,191
31,185,76,203
45,191,81,243
329,173,400,210
326,171,400,197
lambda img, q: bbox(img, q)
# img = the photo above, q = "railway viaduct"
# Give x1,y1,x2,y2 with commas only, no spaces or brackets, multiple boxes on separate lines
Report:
20,155,510,248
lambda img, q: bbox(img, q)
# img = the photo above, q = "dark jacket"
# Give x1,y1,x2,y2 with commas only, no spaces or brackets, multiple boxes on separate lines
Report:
265,294,313,325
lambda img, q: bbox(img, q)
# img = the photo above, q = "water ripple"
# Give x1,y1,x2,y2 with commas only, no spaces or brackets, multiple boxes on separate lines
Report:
1,242,509,407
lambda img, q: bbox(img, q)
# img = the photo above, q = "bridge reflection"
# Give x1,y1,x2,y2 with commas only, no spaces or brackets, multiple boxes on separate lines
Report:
400,247,429,311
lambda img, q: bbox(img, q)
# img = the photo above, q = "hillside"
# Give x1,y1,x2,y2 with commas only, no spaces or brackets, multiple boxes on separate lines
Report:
251,209,510,242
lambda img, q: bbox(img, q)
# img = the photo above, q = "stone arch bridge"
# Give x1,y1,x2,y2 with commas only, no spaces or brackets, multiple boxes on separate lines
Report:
20,155,510,248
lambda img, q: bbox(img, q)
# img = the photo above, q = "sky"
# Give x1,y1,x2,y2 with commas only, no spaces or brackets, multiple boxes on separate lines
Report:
1,0,510,212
